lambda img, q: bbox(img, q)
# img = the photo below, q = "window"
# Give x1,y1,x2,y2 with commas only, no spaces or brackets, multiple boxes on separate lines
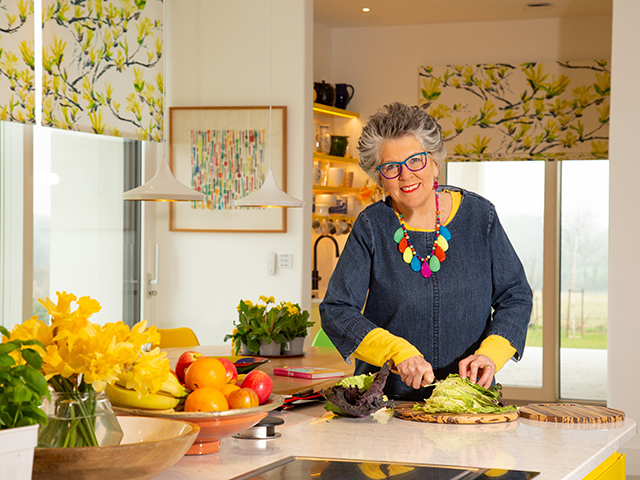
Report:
32,127,142,327
447,159,608,402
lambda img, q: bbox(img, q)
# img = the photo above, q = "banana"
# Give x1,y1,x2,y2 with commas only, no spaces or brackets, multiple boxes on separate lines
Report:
159,372,189,398
105,383,181,410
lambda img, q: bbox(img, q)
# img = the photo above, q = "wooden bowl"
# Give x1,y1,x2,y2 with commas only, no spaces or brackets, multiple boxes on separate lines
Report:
115,394,285,455
33,416,199,480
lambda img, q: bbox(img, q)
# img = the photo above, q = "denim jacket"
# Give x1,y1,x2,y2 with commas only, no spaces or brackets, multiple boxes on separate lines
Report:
320,187,533,400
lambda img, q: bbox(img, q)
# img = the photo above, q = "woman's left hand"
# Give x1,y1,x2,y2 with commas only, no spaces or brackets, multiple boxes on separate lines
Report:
459,354,495,389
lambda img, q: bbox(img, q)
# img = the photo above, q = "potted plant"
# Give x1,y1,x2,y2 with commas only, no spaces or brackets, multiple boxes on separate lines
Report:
0,326,49,480
280,303,314,355
225,296,306,356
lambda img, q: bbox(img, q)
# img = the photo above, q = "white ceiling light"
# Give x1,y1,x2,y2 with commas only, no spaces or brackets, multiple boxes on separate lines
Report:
123,1,205,203
234,0,303,209
363,7,370,12
122,156,206,202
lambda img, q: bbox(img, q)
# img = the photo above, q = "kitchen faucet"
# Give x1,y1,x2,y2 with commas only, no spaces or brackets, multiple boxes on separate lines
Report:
312,235,340,292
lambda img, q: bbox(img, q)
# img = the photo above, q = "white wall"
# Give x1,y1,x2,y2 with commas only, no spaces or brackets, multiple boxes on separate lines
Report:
609,0,640,473
147,0,313,346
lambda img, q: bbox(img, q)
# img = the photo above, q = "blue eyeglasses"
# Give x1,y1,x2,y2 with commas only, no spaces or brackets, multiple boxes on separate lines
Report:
376,151,429,180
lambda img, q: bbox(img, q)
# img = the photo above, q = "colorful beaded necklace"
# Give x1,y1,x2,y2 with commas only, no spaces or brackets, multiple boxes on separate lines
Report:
392,192,452,278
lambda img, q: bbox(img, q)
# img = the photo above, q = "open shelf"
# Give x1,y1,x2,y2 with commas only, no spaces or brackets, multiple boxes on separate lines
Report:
313,103,359,118
313,214,357,222
313,185,359,194
313,153,359,164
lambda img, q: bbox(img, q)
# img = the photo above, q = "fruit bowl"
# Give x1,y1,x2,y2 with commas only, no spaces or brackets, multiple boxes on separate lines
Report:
32,416,199,480
114,394,285,455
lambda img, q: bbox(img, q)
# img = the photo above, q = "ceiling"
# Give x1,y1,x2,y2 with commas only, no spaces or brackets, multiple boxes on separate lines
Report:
313,0,612,28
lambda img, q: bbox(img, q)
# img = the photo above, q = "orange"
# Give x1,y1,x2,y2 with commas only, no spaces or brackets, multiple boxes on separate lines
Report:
221,383,241,399
183,387,229,412
185,357,227,391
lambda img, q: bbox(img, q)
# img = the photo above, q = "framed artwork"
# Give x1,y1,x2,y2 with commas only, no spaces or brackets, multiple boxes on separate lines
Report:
169,106,287,232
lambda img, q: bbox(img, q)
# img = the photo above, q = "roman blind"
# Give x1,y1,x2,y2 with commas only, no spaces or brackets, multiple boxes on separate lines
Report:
419,60,610,161
0,0,35,124
41,0,164,141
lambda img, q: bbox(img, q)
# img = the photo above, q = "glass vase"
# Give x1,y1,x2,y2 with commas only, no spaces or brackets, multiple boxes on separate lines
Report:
38,391,123,448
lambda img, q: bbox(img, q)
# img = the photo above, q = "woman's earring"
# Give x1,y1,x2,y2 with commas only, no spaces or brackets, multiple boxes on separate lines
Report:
433,181,439,190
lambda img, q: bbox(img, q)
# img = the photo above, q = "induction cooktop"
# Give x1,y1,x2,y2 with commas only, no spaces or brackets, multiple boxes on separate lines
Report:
230,456,540,480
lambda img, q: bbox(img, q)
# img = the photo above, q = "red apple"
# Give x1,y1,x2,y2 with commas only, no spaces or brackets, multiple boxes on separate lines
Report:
175,351,203,383
240,370,273,405
227,387,259,409
216,357,238,384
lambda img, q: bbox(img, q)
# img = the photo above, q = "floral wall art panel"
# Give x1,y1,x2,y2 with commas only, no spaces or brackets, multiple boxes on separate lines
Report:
0,0,35,124
419,60,610,161
41,0,164,141
170,106,287,233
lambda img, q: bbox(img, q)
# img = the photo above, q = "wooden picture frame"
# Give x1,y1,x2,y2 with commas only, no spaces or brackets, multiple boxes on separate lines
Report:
169,106,287,232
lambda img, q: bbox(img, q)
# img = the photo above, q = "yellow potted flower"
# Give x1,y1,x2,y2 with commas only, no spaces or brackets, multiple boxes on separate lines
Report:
279,301,313,355
225,296,312,356
2,291,174,449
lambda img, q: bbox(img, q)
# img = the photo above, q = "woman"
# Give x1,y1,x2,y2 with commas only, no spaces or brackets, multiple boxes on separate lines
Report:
320,102,532,400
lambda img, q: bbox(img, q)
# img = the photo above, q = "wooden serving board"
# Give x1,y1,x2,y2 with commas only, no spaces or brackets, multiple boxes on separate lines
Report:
519,403,625,424
394,403,519,424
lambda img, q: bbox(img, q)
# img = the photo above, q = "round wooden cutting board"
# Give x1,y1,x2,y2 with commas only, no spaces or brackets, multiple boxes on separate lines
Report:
394,404,519,424
519,403,625,424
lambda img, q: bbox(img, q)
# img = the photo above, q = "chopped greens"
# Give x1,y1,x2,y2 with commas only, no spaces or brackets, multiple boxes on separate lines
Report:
322,360,394,418
413,374,516,414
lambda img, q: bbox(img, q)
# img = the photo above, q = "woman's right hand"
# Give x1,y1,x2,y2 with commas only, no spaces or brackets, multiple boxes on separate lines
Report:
396,356,435,389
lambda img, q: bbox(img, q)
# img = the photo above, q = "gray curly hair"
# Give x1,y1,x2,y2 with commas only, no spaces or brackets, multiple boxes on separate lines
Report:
357,102,447,187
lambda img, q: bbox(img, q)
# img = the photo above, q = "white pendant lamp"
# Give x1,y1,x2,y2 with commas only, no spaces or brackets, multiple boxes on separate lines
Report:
234,0,303,209
235,169,303,207
123,156,206,202
123,0,205,203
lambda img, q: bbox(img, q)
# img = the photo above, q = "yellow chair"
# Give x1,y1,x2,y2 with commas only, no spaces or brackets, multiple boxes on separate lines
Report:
156,327,200,349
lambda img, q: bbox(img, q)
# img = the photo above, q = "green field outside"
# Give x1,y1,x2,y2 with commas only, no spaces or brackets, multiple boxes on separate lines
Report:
525,291,607,350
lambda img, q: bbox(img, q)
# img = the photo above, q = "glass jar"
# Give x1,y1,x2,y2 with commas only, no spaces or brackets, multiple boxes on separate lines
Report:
316,125,331,154
38,391,123,448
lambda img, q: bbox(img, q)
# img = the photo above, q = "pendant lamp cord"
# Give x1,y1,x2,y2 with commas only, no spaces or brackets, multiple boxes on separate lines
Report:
268,0,273,173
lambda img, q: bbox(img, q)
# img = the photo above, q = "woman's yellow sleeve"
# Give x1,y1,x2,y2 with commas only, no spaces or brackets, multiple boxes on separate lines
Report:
475,335,516,371
353,328,422,367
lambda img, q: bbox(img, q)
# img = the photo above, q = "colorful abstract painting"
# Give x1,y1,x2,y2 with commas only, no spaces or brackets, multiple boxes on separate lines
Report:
190,129,266,210
170,106,287,233
41,0,164,141
419,60,610,161
0,0,35,124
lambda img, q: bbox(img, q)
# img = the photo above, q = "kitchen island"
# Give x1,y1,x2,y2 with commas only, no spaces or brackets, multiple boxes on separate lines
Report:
158,346,636,479
156,401,635,479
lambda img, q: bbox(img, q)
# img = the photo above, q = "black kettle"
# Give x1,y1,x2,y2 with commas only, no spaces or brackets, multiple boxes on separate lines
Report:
314,81,335,106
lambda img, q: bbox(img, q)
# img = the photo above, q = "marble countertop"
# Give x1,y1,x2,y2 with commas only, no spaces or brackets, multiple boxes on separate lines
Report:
157,403,637,480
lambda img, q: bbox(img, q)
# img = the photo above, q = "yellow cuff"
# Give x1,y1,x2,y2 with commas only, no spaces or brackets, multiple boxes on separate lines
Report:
353,328,422,367
475,335,516,372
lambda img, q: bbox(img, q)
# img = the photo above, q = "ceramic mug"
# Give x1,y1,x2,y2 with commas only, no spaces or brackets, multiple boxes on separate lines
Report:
327,168,345,187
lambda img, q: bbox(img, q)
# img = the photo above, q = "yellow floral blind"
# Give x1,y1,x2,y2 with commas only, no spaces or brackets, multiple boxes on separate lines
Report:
0,0,35,124
419,60,610,161
42,0,164,141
